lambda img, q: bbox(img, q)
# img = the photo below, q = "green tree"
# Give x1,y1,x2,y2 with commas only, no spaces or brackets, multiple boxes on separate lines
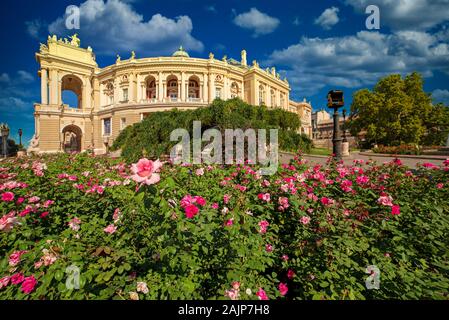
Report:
348,72,449,147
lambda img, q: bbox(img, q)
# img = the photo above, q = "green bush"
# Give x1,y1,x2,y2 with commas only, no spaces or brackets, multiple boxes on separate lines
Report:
112,98,311,162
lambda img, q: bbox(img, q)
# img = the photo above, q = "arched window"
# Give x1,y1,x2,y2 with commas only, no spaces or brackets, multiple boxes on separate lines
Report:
166,75,178,100
188,77,200,100
230,82,239,98
146,77,156,100
61,75,83,108
270,89,275,107
259,85,265,105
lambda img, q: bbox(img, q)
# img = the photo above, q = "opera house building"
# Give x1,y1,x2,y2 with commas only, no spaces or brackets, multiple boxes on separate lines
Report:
30,34,312,154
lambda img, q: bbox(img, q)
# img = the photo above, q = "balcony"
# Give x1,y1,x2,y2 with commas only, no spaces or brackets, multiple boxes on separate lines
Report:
35,104,90,115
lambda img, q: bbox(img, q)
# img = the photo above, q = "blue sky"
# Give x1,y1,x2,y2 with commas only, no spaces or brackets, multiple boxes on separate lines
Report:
1,0,449,146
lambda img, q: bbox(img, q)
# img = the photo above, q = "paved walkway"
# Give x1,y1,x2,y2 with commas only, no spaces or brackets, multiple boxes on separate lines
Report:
279,152,447,168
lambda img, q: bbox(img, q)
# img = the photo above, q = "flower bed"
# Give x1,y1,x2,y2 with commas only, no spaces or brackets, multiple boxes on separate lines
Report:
1,153,449,300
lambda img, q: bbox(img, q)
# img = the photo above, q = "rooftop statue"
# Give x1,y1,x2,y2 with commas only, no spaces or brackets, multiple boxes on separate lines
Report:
69,33,80,47
116,54,121,64
131,51,136,60
209,52,214,60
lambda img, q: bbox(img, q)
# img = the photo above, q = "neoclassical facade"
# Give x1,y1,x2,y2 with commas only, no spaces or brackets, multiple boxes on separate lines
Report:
30,34,312,154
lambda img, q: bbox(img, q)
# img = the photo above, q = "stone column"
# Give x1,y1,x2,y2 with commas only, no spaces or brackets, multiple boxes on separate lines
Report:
41,69,48,105
58,79,62,105
203,73,208,102
82,83,87,109
50,69,59,105
208,73,214,103
113,78,120,104
129,73,135,102
158,72,163,101
178,72,186,101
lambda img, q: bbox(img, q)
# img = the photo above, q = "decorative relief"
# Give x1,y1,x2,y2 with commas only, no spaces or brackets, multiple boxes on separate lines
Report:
215,74,224,84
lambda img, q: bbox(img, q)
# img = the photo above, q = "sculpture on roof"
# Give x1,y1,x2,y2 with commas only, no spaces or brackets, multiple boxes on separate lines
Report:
69,33,80,47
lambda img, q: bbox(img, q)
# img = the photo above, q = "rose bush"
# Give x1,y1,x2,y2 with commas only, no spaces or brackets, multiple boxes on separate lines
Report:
0,152,448,300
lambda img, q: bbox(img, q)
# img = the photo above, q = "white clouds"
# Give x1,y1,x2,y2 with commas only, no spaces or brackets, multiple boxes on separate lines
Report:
205,5,217,13
0,71,38,116
314,7,340,30
233,8,280,37
432,89,449,105
25,19,46,40
266,30,449,96
17,71,34,83
345,0,449,31
47,0,203,56
0,73,10,83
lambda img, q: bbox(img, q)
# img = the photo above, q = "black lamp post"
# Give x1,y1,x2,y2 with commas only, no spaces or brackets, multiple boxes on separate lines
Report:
0,123,10,158
342,109,348,143
18,129,23,147
327,90,344,161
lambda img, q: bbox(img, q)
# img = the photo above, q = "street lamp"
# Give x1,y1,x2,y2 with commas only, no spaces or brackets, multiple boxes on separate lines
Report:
0,123,10,158
327,90,344,161
18,129,23,147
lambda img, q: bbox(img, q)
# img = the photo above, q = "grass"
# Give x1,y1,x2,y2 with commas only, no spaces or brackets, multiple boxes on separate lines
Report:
308,148,332,156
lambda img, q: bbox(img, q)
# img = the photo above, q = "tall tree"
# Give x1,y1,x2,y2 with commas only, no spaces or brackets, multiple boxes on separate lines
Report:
348,72,448,147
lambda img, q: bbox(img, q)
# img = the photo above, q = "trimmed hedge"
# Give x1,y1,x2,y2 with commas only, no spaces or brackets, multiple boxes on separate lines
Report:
112,98,312,162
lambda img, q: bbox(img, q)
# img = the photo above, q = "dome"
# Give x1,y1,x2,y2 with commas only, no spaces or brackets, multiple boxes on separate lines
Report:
172,46,189,58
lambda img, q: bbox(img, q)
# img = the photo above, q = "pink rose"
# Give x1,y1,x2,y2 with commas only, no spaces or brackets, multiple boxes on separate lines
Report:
320,197,334,206
0,212,18,232
11,273,25,285
130,158,163,185
104,224,117,234
211,203,219,209
1,192,14,202
224,218,234,227
300,216,311,225
21,275,37,294
195,168,205,176
223,194,231,204
40,212,49,219
194,196,206,207
287,269,295,279
9,250,27,267
258,220,269,234
185,204,199,219
391,205,400,216
256,288,269,300
0,276,10,289
257,193,271,202
265,244,273,252
378,195,393,207
278,283,288,296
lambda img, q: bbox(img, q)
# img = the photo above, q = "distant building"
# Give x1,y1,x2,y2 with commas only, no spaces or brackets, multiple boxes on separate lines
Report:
311,110,357,149
289,98,312,138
